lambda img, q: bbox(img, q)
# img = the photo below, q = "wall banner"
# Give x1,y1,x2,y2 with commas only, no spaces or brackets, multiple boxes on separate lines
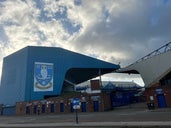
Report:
34,62,53,92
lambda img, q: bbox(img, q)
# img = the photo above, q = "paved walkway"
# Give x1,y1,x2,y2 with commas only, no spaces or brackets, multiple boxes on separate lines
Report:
1,121,171,128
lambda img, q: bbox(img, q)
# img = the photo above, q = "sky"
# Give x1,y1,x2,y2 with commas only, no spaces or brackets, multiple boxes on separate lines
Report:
0,0,171,86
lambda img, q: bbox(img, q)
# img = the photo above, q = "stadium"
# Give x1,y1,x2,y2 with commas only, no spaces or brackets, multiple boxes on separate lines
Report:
0,46,120,115
1,42,171,115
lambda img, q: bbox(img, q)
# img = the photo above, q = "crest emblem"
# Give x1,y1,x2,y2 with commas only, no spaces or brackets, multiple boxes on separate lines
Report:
34,62,53,91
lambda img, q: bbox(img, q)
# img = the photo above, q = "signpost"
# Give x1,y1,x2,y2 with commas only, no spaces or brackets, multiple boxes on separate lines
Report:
72,98,80,124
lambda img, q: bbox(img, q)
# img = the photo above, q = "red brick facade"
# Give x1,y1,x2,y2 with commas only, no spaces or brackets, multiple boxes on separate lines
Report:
16,93,111,115
90,80,101,90
145,82,171,108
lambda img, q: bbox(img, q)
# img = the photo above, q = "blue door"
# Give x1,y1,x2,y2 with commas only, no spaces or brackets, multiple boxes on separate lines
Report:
70,103,74,112
26,106,30,114
93,101,99,112
2,106,15,115
50,104,54,113
42,104,46,113
157,94,167,108
33,105,37,114
81,102,86,112
60,103,64,112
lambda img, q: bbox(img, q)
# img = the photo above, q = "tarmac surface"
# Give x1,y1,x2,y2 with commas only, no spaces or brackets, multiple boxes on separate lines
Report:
0,103,171,128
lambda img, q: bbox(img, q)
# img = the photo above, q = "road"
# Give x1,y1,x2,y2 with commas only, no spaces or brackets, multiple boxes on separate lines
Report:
0,103,171,127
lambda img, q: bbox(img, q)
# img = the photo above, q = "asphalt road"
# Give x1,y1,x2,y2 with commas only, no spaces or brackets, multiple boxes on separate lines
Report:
0,103,171,127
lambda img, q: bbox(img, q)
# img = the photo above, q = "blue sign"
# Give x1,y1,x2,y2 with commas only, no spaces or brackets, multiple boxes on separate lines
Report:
34,62,53,91
72,98,80,109
72,98,80,106
156,88,163,94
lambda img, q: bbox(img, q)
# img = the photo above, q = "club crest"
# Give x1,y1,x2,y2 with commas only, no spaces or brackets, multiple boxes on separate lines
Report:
34,62,53,91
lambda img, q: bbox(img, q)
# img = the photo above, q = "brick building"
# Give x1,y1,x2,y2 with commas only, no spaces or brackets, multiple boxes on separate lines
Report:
145,82,171,108
16,92,111,115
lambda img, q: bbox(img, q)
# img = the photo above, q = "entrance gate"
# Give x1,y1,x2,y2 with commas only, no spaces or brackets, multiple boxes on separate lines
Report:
156,88,167,108
93,101,99,112
157,94,167,108
81,102,86,112
60,103,64,112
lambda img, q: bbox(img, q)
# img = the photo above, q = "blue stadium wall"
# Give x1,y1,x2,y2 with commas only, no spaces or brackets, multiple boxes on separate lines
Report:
0,46,120,105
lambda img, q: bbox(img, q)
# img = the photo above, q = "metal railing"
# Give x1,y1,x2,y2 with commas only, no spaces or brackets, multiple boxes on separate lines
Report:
131,42,171,65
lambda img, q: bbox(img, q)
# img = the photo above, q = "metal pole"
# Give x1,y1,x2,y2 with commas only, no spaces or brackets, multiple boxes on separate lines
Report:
99,69,104,111
75,109,78,124
99,69,102,87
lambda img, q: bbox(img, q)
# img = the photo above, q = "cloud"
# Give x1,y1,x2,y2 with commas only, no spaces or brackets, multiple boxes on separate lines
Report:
71,0,171,66
102,73,144,86
0,0,171,85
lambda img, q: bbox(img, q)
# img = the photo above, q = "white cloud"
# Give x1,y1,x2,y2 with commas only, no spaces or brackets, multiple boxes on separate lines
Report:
71,0,171,66
0,0,171,85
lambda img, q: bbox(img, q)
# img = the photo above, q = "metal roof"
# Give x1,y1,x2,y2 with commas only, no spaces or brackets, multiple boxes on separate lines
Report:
117,42,171,88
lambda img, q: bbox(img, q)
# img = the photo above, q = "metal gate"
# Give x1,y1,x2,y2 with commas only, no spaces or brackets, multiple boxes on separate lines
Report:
157,94,167,108
93,101,99,112
50,104,55,113
42,104,46,113
33,105,37,114
81,102,86,112
70,103,74,112
60,103,64,112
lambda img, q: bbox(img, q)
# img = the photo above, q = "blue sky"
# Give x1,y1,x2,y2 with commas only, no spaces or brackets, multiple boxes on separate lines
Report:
0,0,171,86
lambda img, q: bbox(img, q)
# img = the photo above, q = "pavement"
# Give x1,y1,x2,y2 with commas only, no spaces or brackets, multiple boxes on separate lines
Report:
1,103,171,128
1,122,171,128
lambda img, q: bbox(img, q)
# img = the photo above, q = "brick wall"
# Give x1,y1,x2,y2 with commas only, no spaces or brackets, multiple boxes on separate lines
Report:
145,82,171,108
90,80,101,90
161,85,171,107
16,93,111,115
145,86,159,108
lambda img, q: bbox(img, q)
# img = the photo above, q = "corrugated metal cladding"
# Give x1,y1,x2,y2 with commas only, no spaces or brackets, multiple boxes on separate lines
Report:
0,46,120,105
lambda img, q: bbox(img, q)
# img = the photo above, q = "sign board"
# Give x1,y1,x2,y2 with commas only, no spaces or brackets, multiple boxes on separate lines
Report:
34,62,53,92
91,96,100,101
73,105,80,109
155,88,163,94
72,98,80,109
150,96,154,101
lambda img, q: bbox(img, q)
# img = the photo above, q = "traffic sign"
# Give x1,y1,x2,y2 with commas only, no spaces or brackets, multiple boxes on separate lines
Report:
72,98,80,109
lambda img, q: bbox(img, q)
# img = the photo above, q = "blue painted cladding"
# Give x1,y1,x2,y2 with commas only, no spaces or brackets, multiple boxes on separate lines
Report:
0,46,120,105
25,46,119,101
25,47,67,101
0,48,28,105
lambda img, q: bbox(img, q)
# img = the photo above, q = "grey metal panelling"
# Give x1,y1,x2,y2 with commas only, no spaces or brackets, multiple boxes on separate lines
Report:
119,50,171,87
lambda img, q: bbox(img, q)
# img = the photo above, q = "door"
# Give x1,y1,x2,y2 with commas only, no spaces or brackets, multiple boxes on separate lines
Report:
50,104,55,113
26,106,30,114
81,102,86,112
93,101,99,112
70,103,74,112
42,104,46,113
33,105,37,114
157,94,167,108
60,103,64,112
